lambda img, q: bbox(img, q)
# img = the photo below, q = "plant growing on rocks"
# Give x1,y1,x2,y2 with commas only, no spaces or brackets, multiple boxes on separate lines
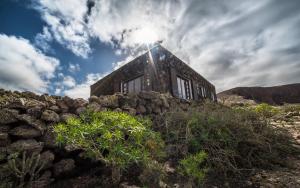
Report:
7,151,45,188
54,110,164,184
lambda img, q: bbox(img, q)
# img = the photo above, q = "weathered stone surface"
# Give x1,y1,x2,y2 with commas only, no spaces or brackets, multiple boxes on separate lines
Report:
119,95,138,108
73,98,88,109
0,124,10,133
53,159,75,177
41,128,57,148
0,147,7,162
76,106,86,115
122,107,136,116
136,105,147,114
0,132,10,147
40,150,55,169
49,105,60,113
60,113,77,123
0,108,18,124
27,106,43,118
99,95,119,108
17,114,47,133
7,139,43,154
25,99,46,109
139,91,160,100
88,95,99,103
86,102,101,112
56,100,69,113
6,97,26,109
9,125,41,138
32,170,52,188
41,110,60,122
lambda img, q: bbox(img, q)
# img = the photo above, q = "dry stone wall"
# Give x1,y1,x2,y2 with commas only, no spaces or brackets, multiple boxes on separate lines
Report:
0,89,197,187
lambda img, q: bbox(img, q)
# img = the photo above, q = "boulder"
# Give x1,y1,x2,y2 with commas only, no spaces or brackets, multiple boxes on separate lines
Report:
122,107,136,116
88,96,99,103
17,114,47,133
32,170,52,188
0,147,7,162
53,159,75,177
25,99,46,109
7,139,43,154
41,128,57,148
49,105,60,113
76,106,86,115
0,132,10,147
5,97,26,109
136,105,146,114
86,102,101,112
119,95,137,108
99,95,119,108
27,106,43,118
60,113,77,123
41,110,60,122
0,108,18,124
40,150,55,169
139,91,160,100
0,124,10,133
56,100,69,113
73,98,88,109
9,125,41,138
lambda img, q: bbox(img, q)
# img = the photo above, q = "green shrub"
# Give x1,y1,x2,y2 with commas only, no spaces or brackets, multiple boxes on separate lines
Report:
161,102,295,184
54,110,164,183
253,103,279,118
178,151,208,185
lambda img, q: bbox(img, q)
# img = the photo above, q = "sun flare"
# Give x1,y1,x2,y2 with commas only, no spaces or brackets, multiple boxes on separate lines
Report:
132,26,159,45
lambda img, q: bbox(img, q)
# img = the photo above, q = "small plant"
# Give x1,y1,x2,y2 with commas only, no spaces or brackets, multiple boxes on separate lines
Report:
253,103,279,118
54,110,164,184
7,151,45,188
178,151,208,185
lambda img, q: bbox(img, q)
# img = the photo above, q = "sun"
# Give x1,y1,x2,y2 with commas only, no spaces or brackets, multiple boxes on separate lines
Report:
132,26,159,45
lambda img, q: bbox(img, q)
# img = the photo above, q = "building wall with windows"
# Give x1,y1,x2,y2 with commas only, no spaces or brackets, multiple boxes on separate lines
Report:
91,44,217,101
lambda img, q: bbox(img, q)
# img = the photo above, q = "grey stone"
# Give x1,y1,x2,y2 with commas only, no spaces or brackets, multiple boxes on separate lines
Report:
136,105,146,114
17,114,47,133
56,100,69,113
27,106,43,118
88,96,99,103
60,113,77,123
9,125,41,138
7,139,43,154
139,91,160,100
76,106,86,115
53,159,75,177
0,124,10,133
86,102,101,112
0,132,10,147
0,108,18,124
99,95,119,108
41,128,57,148
40,150,55,169
49,105,60,113
41,110,60,122
73,98,88,109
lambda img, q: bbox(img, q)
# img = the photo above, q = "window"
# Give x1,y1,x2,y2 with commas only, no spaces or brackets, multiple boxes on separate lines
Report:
121,76,143,94
211,92,215,101
177,76,192,100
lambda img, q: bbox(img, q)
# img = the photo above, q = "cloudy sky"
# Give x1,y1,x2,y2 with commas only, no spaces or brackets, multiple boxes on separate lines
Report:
0,0,299,98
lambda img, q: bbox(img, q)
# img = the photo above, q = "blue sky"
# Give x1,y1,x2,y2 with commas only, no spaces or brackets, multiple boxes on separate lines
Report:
0,0,300,98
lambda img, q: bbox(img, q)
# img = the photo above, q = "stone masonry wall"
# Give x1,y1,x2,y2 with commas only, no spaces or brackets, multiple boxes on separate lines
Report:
0,89,196,187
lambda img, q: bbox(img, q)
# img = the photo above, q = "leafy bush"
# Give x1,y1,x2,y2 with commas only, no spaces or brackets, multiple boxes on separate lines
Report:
54,110,164,183
161,102,296,184
178,151,208,185
253,103,279,118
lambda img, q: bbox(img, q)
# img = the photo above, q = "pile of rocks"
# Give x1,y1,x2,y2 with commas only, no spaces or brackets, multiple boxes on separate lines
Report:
0,89,193,187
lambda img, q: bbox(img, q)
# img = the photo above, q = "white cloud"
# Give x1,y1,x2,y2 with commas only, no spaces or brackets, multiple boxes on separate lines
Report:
68,63,80,73
0,34,60,93
64,73,107,99
62,75,76,87
32,0,300,91
33,0,91,58
35,27,53,52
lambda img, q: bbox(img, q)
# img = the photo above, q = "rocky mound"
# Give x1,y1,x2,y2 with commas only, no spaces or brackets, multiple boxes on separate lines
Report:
218,83,300,105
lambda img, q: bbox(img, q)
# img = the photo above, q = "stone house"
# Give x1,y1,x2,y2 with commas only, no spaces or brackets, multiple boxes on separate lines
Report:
91,44,217,101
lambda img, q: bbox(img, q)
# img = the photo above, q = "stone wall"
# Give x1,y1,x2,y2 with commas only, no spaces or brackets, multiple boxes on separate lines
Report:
0,89,196,187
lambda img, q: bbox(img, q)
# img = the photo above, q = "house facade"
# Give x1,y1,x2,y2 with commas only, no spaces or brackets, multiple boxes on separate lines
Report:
91,44,217,101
